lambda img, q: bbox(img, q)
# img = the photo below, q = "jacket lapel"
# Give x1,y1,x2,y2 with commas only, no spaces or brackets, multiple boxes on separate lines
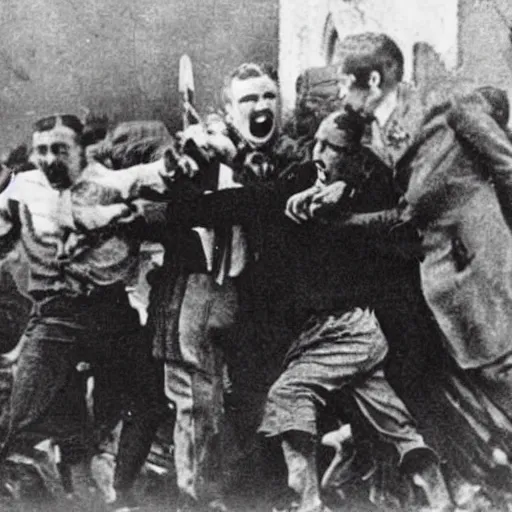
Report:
362,83,425,170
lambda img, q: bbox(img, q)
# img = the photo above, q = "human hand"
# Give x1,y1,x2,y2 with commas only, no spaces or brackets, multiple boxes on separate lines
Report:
309,181,348,218
285,185,321,224
179,121,236,163
162,145,200,182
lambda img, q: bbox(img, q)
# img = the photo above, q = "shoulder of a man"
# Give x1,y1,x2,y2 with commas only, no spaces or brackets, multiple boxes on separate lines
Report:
6,169,48,203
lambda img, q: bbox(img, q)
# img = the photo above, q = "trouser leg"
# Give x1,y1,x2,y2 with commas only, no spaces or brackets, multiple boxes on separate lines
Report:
103,328,165,494
0,329,76,458
164,274,233,503
352,368,452,510
165,362,223,502
282,432,323,512
352,367,428,463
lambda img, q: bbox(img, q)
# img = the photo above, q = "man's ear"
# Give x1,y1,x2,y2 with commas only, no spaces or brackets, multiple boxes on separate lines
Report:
368,71,381,91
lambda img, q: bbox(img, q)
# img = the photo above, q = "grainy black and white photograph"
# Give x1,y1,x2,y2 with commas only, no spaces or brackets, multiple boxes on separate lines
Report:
0,1,511,511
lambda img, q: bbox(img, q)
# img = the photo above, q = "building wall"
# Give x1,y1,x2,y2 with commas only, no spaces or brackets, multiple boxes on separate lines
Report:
278,0,459,113
0,0,279,151
458,0,512,102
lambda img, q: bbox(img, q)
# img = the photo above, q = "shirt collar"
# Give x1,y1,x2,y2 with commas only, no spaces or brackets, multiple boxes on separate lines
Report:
373,89,398,128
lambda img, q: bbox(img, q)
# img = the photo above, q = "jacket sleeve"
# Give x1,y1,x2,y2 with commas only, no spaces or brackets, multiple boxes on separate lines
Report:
328,204,422,260
342,208,402,230
88,159,171,200
447,97,512,227
70,160,172,231
167,161,318,228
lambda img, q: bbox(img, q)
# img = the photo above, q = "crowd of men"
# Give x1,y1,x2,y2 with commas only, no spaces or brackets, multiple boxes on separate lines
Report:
0,30,511,512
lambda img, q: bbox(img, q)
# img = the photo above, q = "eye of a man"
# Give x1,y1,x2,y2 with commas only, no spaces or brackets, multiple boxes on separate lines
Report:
50,143,70,157
239,94,259,104
263,92,276,100
325,140,346,153
36,145,48,156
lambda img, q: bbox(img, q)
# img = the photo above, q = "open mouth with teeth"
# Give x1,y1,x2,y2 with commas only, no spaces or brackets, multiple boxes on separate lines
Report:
249,110,275,140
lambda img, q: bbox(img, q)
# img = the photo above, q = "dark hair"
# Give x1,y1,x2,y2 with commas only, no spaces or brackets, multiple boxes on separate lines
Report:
33,114,84,138
339,33,404,89
334,107,368,148
476,86,509,129
223,62,278,103
109,120,172,170
82,112,109,148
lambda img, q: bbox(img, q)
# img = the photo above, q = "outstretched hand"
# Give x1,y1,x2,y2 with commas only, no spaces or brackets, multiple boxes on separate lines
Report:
178,121,237,164
162,146,200,183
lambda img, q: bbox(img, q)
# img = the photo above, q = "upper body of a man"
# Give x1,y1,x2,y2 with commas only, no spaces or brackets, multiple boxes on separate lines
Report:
0,114,173,299
286,32,425,224
165,110,406,330
399,86,512,369
149,62,311,363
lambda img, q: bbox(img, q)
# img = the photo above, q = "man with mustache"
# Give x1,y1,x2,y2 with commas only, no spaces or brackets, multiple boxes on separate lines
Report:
0,114,176,511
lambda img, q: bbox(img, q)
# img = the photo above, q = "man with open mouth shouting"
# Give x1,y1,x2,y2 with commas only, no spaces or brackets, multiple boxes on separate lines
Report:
154,62,313,512
224,63,279,154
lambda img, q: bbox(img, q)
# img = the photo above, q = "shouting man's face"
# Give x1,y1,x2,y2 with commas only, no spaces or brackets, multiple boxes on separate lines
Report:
226,74,279,148
31,122,83,189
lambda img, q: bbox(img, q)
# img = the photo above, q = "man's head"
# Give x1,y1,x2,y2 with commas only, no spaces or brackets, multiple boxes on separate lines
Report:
223,62,279,148
31,114,85,189
337,33,404,114
313,110,365,185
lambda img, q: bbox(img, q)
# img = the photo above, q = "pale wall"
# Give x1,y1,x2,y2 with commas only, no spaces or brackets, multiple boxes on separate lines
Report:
0,0,279,151
279,0,459,113
458,0,512,103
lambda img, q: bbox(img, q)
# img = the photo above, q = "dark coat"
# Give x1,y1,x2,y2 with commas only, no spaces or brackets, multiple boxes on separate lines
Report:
401,90,512,369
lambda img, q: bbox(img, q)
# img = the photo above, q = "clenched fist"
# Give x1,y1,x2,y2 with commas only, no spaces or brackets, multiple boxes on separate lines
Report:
285,185,321,224
309,181,349,217
178,118,237,165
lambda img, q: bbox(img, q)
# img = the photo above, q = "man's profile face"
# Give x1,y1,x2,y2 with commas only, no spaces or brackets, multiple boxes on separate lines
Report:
31,125,83,189
312,137,346,186
226,75,279,148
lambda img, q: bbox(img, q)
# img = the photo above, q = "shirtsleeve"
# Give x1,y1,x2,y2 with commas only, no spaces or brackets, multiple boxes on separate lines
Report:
70,160,170,231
